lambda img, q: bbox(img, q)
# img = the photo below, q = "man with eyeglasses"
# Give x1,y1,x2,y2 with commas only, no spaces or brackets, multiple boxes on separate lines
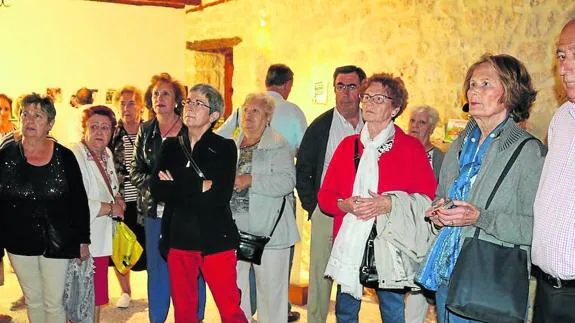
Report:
296,65,366,323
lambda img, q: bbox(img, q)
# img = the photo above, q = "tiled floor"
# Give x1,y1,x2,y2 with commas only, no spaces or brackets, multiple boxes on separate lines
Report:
0,265,437,322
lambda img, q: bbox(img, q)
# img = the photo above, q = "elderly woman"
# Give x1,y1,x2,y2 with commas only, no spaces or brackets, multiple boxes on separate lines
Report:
0,93,90,323
318,73,437,322
416,54,546,323
232,93,299,323
109,85,147,309
408,105,445,181
71,105,125,322
0,94,16,136
150,84,246,323
132,73,208,323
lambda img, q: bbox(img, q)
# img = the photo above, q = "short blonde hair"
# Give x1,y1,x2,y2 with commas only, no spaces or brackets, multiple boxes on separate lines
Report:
113,85,144,108
241,93,275,121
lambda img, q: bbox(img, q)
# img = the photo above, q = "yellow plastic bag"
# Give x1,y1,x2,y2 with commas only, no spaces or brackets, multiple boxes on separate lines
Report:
111,222,143,275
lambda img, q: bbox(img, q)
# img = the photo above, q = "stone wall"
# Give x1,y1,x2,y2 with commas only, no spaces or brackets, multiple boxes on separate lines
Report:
184,0,575,283
186,0,575,142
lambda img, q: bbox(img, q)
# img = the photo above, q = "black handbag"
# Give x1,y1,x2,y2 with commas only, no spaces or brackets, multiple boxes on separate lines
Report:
353,137,380,288
446,138,535,323
237,197,286,265
359,223,379,289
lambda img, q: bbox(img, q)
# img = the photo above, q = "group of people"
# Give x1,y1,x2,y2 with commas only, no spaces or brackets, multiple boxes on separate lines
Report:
300,18,575,323
0,17,574,323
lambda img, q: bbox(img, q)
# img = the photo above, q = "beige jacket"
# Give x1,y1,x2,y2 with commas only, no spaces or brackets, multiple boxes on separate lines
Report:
374,191,435,289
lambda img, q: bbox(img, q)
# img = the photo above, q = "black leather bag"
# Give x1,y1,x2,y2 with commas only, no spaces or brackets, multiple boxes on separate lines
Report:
446,138,534,323
236,197,286,265
359,223,379,288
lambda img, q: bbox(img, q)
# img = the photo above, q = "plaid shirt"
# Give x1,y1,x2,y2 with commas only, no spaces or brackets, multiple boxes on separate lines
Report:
533,101,575,279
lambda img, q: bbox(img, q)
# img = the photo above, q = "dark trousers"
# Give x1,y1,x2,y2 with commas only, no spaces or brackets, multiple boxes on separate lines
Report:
533,277,575,323
168,248,247,323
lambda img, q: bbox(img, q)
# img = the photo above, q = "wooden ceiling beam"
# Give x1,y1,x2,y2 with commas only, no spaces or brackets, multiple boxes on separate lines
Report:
90,0,201,9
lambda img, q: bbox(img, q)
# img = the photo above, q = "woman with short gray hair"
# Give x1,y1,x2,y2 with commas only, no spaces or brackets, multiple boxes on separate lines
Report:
151,84,246,322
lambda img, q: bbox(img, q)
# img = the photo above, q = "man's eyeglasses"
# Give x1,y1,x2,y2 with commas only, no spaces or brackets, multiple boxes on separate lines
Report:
182,98,211,110
334,83,359,92
359,93,394,105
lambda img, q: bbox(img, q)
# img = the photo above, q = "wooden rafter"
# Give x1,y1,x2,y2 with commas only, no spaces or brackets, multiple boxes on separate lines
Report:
89,0,201,9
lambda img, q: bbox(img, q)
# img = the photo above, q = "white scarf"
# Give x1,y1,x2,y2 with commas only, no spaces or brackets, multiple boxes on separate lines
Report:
324,122,395,299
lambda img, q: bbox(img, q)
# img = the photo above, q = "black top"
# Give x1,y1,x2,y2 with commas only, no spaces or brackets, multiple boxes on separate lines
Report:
296,108,334,218
0,141,90,260
150,130,239,255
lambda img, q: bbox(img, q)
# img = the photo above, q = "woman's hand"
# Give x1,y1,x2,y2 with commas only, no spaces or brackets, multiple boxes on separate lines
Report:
354,191,392,220
111,202,125,220
429,199,480,227
158,170,174,181
336,191,391,220
202,180,213,192
115,194,126,212
78,243,90,263
233,174,252,192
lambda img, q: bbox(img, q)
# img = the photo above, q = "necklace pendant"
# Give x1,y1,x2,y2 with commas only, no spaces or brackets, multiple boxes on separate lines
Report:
186,161,190,168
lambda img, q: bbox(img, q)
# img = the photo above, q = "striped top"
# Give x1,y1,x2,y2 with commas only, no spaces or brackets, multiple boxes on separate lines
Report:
122,134,138,203
532,101,575,279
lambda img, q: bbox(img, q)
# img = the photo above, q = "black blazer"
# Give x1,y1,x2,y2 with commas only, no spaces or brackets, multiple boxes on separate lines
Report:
296,109,334,218
150,130,239,255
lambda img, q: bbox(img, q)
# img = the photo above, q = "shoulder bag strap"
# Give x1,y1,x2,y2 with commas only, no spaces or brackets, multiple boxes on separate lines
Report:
474,137,536,241
83,141,114,198
178,136,205,179
268,196,287,237
354,136,360,172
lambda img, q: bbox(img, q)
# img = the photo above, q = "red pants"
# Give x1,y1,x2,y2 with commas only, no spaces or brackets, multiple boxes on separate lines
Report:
168,248,247,323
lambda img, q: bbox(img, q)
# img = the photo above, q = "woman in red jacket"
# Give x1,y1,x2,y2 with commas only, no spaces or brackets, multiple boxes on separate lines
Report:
318,73,436,323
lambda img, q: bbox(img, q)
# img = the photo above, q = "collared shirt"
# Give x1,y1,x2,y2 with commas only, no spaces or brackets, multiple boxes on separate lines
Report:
321,108,364,183
533,100,575,279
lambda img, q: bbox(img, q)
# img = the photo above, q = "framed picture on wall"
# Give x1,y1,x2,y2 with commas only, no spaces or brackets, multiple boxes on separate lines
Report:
444,119,468,143
46,88,62,103
105,89,116,105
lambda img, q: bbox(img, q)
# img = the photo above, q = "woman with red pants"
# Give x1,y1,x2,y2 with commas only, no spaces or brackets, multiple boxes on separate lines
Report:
151,83,246,323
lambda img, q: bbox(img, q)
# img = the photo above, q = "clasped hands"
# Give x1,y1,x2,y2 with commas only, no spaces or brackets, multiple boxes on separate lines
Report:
159,170,212,192
337,190,391,220
425,198,480,228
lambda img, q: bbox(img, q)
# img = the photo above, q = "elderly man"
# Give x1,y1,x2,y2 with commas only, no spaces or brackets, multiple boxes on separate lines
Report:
296,65,366,323
407,105,444,180
532,18,575,323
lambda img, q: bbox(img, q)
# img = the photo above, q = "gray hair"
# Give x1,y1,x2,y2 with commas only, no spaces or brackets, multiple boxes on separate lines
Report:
20,93,56,123
411,105,440,130
242,93,275,120
189,83,224,115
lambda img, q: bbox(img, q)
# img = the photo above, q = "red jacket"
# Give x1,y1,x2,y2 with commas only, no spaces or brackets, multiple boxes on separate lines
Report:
318,125,436,238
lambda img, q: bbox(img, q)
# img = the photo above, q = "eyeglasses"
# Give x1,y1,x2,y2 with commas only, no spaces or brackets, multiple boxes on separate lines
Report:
88,122,112,132
359,93,394,105
334,83,359,92
182,98,211,111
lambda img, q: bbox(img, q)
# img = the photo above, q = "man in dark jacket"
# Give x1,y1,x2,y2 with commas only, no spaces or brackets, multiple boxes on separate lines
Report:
296,65,366,323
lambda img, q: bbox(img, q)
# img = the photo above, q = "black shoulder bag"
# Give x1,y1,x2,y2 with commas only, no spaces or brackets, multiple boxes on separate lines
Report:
236,197,286,265
446,138,535,323
355,137,380,289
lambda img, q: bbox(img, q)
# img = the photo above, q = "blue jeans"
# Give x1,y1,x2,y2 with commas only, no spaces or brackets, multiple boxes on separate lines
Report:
145,217,206,322
435,284,477,323
335,285,405,323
